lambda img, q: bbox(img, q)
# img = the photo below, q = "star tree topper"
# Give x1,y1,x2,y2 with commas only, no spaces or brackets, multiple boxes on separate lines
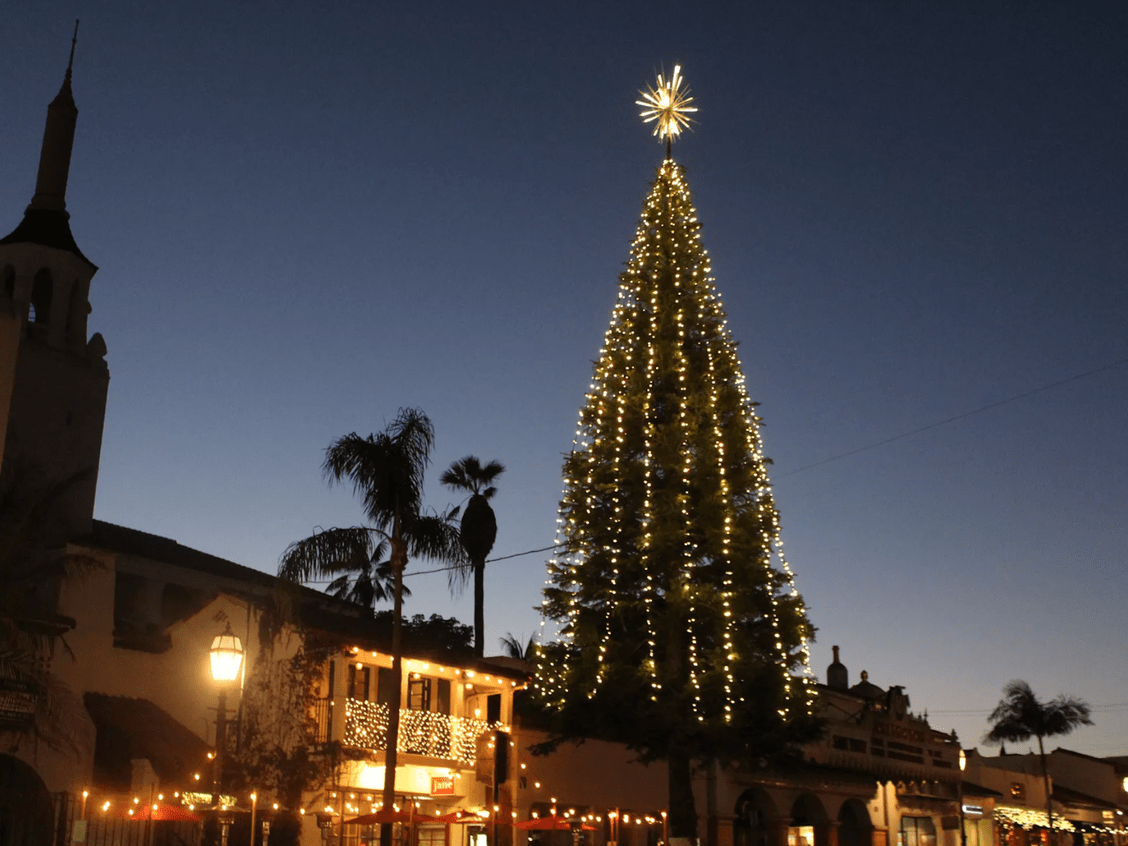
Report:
636,64,699,156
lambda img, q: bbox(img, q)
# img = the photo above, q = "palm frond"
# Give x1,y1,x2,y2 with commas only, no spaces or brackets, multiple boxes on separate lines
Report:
278,526,386,583
324,409,437,531
499,632,538,660
441,456,505,499
985,679,1093,743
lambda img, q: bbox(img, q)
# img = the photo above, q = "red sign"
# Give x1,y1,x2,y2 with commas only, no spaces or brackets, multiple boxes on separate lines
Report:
431,776,455,796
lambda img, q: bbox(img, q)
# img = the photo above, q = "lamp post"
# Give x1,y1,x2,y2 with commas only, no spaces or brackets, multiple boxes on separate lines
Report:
209,622,244,842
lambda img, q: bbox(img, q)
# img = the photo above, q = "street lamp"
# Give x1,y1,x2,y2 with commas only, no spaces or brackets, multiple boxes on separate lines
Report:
209,623,244,813
958,748,968,846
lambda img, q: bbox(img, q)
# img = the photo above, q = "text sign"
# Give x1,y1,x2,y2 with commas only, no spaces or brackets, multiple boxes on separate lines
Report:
431,776,455,796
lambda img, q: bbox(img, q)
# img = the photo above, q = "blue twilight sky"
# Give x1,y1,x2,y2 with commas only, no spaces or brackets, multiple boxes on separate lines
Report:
4,2,1125,755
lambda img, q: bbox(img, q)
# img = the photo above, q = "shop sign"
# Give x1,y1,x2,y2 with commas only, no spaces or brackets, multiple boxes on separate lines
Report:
431,776,455,796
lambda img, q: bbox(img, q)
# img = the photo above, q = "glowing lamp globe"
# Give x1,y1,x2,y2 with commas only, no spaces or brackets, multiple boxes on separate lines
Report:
209,624,244,683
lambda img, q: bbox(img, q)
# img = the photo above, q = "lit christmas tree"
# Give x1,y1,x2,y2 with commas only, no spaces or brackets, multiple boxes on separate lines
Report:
532,67,817,842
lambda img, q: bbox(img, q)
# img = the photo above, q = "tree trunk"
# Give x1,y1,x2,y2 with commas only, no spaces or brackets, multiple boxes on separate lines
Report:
1038,735,1053,839
474,556,484,658
381,522,406,846
667,745,698,845
665,599,697,844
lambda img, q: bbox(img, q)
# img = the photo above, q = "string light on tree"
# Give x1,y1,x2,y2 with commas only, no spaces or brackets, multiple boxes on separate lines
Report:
533,66,817,842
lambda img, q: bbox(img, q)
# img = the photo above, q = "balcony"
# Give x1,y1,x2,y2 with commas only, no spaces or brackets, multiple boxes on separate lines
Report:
319,698,504,766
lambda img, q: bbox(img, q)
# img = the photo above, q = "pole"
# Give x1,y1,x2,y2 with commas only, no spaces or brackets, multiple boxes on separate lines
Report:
958,781,966,846
214,690,227,804
251,793,257,846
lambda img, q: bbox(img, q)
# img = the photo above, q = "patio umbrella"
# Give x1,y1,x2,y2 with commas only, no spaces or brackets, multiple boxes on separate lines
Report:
514,817,597,831
120,803,203,822
429,811,485,824
344,810,415,826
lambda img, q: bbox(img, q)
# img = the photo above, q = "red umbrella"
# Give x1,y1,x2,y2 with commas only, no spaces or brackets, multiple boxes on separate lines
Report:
429,811,485,824
344,810,415,826
119,803,203,822
514,817,597,832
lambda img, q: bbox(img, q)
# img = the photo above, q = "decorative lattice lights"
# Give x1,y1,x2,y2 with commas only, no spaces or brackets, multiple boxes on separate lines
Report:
345,699,503,765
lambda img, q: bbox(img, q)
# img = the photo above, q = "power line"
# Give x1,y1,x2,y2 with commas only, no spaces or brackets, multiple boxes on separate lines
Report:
777,357,1128,478
303,357,1128,584
299,545,561,584
930,703,1128,715
403,545,558,579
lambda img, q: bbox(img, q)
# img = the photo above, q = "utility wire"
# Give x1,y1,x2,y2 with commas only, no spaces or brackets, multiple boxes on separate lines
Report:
307,357,1128,582
403,546,557,579
777,357,1128,478
931,703,1128,715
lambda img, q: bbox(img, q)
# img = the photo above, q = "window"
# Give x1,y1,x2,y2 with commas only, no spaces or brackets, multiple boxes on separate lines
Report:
408,676,431,711
348,665,370,700
899,816,936,846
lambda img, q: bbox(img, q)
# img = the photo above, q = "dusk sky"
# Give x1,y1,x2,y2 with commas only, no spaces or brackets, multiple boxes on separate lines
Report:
5,2,1125,756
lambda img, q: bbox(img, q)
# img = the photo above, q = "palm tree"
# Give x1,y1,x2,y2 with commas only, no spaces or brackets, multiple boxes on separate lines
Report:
499,632,537,661
984,680,1093,834
278,409,463,833
319,541,408,610
441,456,505,657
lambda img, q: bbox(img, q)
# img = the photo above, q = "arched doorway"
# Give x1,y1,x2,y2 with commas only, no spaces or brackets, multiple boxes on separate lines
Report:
838,800,873,846
0,754,55,846
733,789,779,846
789,794,829,846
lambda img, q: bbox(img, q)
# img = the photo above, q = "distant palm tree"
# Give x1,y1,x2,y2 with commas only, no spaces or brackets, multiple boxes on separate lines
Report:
318,539,409,610
279,409,463,833
441,456,505,657
499,632,537,661
984,680,1092,834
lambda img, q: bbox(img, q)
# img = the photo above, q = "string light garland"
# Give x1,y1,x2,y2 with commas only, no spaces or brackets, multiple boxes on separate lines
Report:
534,69,815,752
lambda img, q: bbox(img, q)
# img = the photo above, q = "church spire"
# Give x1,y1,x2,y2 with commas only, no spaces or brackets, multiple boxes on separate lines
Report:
29,21,80,215
0,21,94,268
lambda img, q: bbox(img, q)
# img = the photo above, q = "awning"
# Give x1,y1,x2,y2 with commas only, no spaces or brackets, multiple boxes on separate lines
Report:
84,692,212,789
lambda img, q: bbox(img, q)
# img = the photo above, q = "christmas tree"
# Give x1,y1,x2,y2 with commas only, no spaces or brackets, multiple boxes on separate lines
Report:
532,68,817,842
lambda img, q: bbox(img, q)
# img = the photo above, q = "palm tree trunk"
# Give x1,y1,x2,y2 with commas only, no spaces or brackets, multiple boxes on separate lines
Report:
1038,734,1052,842
381,523,406,846
474,557,484,658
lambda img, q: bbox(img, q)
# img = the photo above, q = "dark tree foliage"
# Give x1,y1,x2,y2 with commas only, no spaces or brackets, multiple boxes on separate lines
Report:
0,461,97,752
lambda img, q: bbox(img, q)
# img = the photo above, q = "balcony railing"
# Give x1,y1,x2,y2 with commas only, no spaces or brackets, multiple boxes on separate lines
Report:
342,699,503,765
